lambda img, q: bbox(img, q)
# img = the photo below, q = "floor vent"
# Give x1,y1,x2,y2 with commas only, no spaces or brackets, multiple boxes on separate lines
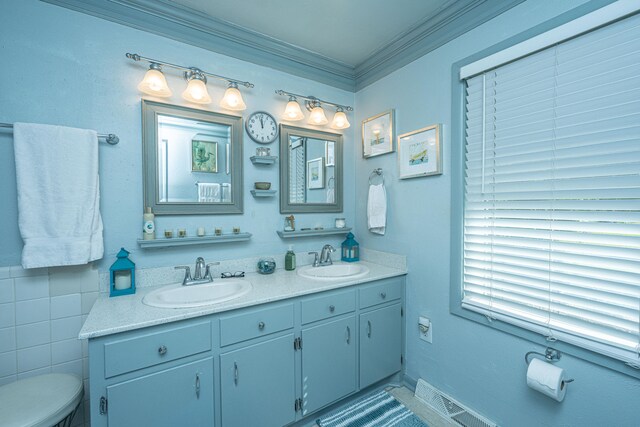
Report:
414,379,497,427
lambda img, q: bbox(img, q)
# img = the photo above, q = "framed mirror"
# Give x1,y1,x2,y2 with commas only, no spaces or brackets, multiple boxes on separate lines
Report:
142,100,243,214
279,124,343,213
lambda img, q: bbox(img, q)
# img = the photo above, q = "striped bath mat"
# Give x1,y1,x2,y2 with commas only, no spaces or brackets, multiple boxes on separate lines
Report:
317,390,428,427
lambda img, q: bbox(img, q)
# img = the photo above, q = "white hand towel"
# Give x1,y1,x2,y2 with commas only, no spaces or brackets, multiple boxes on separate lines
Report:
367,183,387,235
13,123,104,269
326,188,335,203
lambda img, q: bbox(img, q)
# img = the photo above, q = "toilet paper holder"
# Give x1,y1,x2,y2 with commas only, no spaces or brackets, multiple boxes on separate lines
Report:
525,347,574,385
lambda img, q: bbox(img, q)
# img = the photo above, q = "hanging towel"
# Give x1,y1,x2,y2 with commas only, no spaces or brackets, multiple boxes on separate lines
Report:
326,188,335,203
13,123,104,269
197,182,221,202
367,183,387,235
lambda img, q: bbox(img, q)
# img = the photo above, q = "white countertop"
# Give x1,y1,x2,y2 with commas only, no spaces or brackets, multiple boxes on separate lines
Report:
79,261,406,339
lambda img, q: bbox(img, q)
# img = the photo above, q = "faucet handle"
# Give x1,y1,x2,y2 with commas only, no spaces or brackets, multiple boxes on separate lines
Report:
175,266,192,285
308,252,320,267
204,262,220,280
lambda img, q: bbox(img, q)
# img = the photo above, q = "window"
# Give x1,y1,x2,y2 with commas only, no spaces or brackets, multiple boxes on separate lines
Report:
459,7,640,366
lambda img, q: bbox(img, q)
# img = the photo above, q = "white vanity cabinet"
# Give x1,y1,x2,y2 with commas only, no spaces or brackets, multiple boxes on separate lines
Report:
87,276,405,427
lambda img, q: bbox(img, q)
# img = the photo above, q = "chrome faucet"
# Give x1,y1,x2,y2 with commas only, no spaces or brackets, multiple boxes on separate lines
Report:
175,257,220,286
318,244,335,266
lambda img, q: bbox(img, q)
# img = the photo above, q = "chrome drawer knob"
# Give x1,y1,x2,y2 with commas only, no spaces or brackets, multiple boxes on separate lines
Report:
329,305,335,312
158,345,167,355
258,321,265,330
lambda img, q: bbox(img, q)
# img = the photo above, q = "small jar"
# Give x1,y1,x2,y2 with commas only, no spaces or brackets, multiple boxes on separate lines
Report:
257,257,276,274
178,228,187,238
233,227,241,234
197,227,206,237
335,218,346,229
214,227,222,236
164,229,174,239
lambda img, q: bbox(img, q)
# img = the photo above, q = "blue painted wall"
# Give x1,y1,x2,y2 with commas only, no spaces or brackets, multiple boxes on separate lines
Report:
0,0,355,269
354,0,639,425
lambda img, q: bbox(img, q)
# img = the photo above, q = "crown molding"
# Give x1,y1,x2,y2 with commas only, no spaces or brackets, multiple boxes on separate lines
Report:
42,0,524,92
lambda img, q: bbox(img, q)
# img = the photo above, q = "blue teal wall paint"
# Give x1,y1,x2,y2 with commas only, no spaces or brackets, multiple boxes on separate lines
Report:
0,0,355,269
354,0,639,425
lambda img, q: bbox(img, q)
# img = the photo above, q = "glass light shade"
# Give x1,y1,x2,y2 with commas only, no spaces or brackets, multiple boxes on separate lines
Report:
307,106,328,126
219,86,247,111
282,100,304,121
182,78,212,104
137,69,172,97
330,111,350,129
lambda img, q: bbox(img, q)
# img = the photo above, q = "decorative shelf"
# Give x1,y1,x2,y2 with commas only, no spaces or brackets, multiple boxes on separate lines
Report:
137,233,252,249
250,155,277,165
251,189,277,197
277,227,352,239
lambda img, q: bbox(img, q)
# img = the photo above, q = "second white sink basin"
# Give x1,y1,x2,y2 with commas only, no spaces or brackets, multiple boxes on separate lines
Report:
143,280,252,308
297,263,370,280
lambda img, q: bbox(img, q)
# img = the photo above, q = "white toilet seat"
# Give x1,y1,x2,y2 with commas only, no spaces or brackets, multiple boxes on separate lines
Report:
0,373,83,427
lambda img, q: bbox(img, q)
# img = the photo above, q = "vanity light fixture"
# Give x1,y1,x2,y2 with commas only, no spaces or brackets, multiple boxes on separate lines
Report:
275,90,352,129
126,53,254,110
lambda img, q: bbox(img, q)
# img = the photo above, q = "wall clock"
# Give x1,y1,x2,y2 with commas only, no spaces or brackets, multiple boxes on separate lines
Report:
245,111,278,144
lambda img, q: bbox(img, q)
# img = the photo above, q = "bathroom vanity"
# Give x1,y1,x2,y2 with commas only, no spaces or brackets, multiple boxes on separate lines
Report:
81,262,406,427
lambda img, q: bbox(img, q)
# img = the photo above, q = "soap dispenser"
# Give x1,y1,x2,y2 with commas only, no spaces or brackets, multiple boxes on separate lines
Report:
285,245,296,271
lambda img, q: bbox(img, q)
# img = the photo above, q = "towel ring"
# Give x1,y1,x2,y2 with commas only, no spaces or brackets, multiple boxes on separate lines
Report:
327,176,335,189
369,168,384,185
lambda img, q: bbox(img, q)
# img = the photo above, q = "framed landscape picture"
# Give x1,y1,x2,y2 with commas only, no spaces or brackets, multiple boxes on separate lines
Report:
307,157,325,189
398,124,442,179
362,109,394,158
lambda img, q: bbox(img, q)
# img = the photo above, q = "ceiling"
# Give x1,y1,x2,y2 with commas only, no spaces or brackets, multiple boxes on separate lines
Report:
170,0,455,67
43,0,525,91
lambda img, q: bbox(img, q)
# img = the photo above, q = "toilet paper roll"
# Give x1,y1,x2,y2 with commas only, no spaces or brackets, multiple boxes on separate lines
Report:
526,358,567,402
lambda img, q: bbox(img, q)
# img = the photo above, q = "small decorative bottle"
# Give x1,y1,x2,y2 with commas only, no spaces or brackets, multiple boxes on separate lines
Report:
285,245,296,271
341,233,360,262
143,207,155,240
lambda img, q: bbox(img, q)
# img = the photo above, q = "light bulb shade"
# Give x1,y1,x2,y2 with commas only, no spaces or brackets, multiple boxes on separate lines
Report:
331,111,350,129
138,69,172,97
282,100,304,121
307,106,328,126
220,86,247,111
182,78,212,104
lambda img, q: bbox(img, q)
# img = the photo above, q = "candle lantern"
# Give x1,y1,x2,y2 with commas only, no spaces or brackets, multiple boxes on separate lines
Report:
109,248,136,297
341,232,360,262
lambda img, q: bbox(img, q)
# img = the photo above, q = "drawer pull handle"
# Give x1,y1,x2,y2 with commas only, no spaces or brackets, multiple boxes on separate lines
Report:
234,362,239,385
380,292,387,299
195,373,201,399
329,305,335,313
346,326,351,344
367,320,372,338
258,321,265,330
158,345,167,356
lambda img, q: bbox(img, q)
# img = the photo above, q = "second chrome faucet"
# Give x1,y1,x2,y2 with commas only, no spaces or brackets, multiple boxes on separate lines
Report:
309,244,336,267
175,257,220,286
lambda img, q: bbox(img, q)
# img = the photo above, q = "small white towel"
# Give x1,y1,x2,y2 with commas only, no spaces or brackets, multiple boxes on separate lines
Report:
13,123,104,269
197,182,221,202
367,183,387,235
326,188,335,203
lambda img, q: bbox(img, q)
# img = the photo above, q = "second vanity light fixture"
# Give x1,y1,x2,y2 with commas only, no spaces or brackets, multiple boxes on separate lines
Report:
275,90,352,129
126,53,254,111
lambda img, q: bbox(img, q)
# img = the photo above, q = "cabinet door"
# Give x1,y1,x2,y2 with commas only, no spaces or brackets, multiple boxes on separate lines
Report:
302,316,357,415
106,358,213,427
220,334,296,427
359,303,402,388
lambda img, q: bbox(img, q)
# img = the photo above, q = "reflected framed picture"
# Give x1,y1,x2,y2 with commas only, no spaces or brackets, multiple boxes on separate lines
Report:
307,157,325,189
325,141,335,166
191,139,218,173
362,109,394,158
398,124,442,179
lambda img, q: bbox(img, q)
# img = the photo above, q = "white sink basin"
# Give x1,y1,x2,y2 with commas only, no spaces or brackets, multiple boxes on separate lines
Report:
143,280,252,308
297,263,370,280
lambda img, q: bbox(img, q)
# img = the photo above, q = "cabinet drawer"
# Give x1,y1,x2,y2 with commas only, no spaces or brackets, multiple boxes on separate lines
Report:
104,321,211,378
359,279,402,309
301,289,356,324
220,303,294,346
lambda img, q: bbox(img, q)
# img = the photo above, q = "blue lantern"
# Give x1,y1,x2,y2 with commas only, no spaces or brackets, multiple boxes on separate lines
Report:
341,232,360,262
109,248,136,297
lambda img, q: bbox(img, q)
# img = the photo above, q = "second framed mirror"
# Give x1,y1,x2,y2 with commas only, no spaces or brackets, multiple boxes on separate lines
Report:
279,125,343,213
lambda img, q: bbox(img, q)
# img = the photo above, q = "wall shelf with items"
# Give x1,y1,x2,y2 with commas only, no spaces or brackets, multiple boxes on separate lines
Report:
276,227,352,239
250,189,277,198
137,233,252,249
250,156,277,165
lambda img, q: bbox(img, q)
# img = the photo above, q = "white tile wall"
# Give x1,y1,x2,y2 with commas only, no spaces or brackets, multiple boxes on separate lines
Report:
0,263,99,427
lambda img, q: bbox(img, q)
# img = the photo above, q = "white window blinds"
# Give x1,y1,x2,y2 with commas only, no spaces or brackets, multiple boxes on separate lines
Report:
462,12,640,364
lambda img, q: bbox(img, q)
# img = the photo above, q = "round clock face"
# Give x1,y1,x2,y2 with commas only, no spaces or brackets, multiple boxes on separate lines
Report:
246,111,278,144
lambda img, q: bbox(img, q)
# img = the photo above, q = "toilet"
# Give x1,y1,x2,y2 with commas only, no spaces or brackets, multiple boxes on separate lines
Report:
0,373,83,427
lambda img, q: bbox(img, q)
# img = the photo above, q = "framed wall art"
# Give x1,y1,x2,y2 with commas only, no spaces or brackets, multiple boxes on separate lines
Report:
362,109,394,158
307,157,325,189
398,124,442,179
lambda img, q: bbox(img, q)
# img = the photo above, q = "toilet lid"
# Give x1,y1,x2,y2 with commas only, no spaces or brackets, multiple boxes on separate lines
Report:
0,373,83,427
